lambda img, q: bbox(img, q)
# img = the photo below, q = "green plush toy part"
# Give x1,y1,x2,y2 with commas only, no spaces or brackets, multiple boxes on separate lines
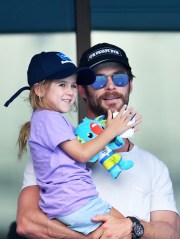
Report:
74,115,134,179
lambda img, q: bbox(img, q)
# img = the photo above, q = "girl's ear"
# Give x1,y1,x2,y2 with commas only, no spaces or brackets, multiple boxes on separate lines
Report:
33,83,45,97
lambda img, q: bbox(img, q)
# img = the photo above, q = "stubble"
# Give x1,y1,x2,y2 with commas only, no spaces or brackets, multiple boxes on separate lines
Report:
85,87,130,117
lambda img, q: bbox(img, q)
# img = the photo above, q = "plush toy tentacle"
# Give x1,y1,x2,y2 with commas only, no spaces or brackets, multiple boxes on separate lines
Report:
88,154,98,163
118,158,134,170
108,136,124,150
114,136,125,147
109,165,121,179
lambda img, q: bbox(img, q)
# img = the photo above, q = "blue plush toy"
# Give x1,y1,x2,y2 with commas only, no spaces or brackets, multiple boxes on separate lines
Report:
74,115,134,179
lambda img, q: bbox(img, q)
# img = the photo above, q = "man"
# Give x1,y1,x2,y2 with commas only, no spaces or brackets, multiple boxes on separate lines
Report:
16,43,179,239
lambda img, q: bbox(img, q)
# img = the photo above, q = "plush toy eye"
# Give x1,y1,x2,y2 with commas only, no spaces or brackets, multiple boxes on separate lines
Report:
87,133,93,138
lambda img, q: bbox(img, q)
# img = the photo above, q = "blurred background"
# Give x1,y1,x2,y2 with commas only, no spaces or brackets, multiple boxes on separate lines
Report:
0,0,180,238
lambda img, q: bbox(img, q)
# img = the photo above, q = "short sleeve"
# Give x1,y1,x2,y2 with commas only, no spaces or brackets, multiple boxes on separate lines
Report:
22,158,37,189
151,161,178,214
30,111,76,151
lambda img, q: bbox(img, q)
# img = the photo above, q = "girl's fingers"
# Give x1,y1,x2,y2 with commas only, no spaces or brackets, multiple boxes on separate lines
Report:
124,113,142,128
134,114,143,123
118,104,127,116
131,116,142,128
123,111,136,122
134,127,140,132
113,106,142,128
107,109,112,120
106,109,112,124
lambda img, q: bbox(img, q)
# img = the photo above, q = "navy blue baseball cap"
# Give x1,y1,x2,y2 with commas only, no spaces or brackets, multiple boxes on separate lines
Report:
4,51,95,107
79,43,131,70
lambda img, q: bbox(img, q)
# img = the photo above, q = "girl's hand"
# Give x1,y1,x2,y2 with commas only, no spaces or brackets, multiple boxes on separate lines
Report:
106,105,142,137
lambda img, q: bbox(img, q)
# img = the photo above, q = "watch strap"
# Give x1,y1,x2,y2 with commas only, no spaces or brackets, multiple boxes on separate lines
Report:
126,216,144,239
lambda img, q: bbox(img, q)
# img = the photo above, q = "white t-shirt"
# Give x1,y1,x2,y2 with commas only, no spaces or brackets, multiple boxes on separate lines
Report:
22,145,178,221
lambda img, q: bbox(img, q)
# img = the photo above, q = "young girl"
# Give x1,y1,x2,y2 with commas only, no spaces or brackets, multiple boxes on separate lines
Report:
5,51,142,235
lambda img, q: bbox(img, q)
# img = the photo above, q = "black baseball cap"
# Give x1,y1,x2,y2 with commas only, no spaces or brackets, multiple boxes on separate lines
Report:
4,51,95,107
79,43,131,70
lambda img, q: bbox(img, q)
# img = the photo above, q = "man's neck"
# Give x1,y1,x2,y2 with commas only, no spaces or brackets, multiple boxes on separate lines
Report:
115,138,133,153
87,111,97,119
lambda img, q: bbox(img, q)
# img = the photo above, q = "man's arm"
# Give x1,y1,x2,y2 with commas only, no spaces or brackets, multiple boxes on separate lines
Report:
16,186,87,239
89,210,179,239
141,210,179,239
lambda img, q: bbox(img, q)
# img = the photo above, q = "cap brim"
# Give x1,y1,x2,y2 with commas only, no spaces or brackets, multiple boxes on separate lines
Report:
46,67,95,85
76,67,96,85
46,66,77,80
90,59,131,70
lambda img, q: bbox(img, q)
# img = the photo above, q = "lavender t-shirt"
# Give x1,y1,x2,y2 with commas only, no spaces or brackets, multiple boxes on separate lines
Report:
29,110,98,219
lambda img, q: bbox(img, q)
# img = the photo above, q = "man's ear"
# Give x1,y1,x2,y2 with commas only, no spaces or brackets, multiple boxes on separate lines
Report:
33,83,45,97
78,85,87,101
129,80,133,93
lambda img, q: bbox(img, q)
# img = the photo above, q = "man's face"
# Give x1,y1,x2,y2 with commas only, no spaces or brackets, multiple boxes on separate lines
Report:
79,62,133,118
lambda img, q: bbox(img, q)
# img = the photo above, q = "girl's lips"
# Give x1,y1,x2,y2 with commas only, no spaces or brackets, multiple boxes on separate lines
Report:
62,99,72,103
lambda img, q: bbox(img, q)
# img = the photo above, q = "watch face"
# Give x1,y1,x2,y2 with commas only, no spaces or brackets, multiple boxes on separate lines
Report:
134,224,144,237
126,216,144,239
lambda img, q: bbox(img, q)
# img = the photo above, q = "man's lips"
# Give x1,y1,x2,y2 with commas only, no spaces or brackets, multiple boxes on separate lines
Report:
103,96,120,100
100,92,122,101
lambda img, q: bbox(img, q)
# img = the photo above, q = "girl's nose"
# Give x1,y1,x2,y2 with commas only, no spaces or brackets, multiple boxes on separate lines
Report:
66,86,74,95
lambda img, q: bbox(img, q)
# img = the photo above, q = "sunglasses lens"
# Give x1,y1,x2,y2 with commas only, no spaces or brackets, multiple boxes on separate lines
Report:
112,74,129,87
92,76,107,90
91,74,129,90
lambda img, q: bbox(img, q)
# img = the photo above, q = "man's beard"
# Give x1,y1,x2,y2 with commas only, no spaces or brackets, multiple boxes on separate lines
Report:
85,88,130,117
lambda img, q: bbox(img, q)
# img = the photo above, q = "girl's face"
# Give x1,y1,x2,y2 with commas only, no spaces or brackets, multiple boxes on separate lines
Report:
42,75,78,113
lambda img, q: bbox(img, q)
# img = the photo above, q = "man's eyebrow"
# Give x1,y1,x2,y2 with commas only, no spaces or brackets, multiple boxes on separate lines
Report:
95,70,126,76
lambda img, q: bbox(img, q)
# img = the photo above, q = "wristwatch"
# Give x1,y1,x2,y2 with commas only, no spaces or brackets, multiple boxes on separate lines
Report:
126,216,144,239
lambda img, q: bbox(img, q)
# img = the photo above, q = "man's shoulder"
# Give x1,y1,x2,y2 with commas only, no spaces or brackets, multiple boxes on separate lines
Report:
133,145,167,169
134,145,158,158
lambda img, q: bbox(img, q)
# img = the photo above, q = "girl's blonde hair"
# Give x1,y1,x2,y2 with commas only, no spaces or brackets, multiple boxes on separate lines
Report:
18,80,47,159
18,80,77,159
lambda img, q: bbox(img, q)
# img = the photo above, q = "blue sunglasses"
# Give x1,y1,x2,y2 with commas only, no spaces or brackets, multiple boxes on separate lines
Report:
92,74,129,90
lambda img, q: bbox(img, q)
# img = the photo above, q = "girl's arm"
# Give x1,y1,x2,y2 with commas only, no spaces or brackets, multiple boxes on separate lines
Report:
60,106,142,163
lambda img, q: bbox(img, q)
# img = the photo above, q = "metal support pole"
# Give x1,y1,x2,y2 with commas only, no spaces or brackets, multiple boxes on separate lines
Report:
75,0,91,122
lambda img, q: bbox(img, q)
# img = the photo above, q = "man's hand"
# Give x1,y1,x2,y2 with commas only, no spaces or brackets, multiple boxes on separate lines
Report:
88,214,132,239
88,210,180,239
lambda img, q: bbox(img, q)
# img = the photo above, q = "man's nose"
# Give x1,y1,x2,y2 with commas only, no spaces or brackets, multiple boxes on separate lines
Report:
104,76,116,90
